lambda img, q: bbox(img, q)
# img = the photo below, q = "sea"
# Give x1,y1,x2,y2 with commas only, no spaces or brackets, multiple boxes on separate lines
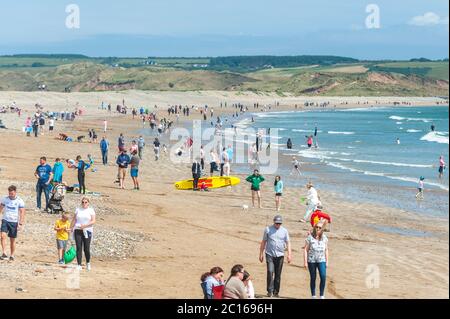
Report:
237,106,449,218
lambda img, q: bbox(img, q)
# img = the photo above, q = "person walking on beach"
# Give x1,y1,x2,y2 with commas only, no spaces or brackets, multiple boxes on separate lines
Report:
259,215,292,298
118,133,125,152
1,185,26,261
70,197,96,271
54,212,70,264
209,149,220,177
192,158,202,191
415,176,425,200
438,156,446,179
52,158,64,184
100,137,109,165
221,148,230,177
290,156,302,176
274,176,284,212
304,220,329,299
200,146,205,172
116,150,131,189
138,136,145,160
153,138,161,161
74,156,90,195
200,267,225,299
301,182,321,223
103,119,107,133
34,157,53,212
130,151,140,190
223,264,248,300
246,170,265,209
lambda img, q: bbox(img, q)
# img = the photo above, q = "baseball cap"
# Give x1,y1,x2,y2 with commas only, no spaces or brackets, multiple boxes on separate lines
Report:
273,215,283,224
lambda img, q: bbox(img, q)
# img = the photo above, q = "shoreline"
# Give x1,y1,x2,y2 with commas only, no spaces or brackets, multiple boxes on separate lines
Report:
0,91,448,298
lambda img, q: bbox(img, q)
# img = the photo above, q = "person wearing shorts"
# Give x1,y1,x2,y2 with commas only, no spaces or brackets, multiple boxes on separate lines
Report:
54,212,70,264
130,151,140,190
1,185,26,261
116,150,131,189
246,170,265,209
209,150,219,176
274,176,284,212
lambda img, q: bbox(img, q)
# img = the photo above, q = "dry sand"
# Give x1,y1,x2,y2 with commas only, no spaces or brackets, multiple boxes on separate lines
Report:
0,91,448,299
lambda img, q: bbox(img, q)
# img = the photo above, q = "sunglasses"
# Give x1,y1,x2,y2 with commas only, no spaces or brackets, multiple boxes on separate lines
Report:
315,226,322,230
82,201,89,204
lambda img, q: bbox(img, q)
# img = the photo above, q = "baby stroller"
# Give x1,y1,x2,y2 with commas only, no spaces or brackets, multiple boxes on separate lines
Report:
48,183,66,214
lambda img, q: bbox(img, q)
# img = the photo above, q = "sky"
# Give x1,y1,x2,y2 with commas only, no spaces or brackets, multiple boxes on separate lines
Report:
0,0,448,59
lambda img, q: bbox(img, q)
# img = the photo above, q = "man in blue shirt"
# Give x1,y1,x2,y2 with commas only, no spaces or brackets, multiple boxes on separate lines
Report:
34,157,53,212
116,150,131,189
100,137,109,165
259,215,292,298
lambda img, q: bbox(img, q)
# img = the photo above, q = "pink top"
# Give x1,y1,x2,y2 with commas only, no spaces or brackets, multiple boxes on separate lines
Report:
440,158,445,167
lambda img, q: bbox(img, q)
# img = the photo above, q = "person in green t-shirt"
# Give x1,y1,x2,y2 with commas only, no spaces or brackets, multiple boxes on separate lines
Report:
246,170,265,209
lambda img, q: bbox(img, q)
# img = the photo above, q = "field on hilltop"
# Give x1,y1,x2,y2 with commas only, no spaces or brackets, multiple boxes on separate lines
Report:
0,55,448,96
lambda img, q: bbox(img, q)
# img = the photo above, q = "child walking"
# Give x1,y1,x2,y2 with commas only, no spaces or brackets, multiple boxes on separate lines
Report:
415,176,425,200
54,212,71,264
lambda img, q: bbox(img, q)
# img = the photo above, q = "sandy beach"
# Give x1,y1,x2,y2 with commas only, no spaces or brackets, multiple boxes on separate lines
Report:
0,90,448,299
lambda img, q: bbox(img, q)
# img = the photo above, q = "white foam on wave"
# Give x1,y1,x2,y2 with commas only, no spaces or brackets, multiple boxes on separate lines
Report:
406,129,422,133
299,150,432,168
396,122,403,125
328,131,355,135
326,162,449,191
389,116,405,121
420,131,449,144
292,129,323,133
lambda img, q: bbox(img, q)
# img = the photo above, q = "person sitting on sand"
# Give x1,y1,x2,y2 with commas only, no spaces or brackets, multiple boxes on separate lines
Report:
242,271,255,299
200,267,225,299
223,265,248,300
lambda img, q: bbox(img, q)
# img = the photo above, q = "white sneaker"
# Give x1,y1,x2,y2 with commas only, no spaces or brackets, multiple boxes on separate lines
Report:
320,296,326,299
86,263,91,271
76,265,82,271
312,296,317,299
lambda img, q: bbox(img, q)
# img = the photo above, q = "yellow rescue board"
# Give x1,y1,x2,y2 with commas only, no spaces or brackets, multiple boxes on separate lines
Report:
174,176,241,190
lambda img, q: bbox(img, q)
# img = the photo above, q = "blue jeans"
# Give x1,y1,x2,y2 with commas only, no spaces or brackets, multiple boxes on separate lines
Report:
308,262,327,297
101,150,108,165
36,183,50,210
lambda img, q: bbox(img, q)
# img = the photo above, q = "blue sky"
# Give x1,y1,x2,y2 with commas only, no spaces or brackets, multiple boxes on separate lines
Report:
0,0,448,59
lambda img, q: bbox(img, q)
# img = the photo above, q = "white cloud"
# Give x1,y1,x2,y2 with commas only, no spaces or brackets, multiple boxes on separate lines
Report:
409,12,449,26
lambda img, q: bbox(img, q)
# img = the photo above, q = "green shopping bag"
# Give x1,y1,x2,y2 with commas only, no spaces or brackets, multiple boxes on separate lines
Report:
64,246,76,264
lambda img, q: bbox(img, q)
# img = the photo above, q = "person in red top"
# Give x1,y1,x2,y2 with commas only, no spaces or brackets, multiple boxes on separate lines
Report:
310,205,332,227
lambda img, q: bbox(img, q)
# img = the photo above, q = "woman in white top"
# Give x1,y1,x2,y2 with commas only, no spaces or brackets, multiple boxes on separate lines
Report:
301,182,321,223
70,197,96,270
242,271,255,299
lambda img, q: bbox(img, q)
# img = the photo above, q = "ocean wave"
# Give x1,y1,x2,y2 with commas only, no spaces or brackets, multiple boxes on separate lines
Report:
326,162,449,191
396,122,403,125
328,131,355,135
389,116,405,121
406,129,422,133
420,131,449,144
292,129,323,133
299,150,432,168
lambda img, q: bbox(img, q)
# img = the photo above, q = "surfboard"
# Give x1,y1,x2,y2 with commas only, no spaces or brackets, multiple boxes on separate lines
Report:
175,176,240,190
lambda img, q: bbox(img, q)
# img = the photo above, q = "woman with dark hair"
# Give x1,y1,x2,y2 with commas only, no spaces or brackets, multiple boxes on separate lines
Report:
304,220,329,299
274,176,283,212
223,264,248,299
242,271,255,299
200,267,225,299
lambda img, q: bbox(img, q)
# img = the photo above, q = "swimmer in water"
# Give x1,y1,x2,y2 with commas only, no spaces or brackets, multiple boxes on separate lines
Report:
438,155,446,179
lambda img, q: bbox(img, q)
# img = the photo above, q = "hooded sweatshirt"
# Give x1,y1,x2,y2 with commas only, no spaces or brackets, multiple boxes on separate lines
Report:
52,162,64,183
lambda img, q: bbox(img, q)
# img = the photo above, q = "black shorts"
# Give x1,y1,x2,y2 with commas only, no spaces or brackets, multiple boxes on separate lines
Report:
251,186,260,192
439,166,444,173
1,220,18,239
276,193,282,197
49,126,54,131
294,165,299,169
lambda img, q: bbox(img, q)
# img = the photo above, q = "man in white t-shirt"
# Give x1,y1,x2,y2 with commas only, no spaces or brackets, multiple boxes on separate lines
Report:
1,185,26,261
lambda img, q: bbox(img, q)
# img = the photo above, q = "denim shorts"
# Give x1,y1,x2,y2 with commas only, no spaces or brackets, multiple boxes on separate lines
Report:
56,239,68,250
1,220,18,239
